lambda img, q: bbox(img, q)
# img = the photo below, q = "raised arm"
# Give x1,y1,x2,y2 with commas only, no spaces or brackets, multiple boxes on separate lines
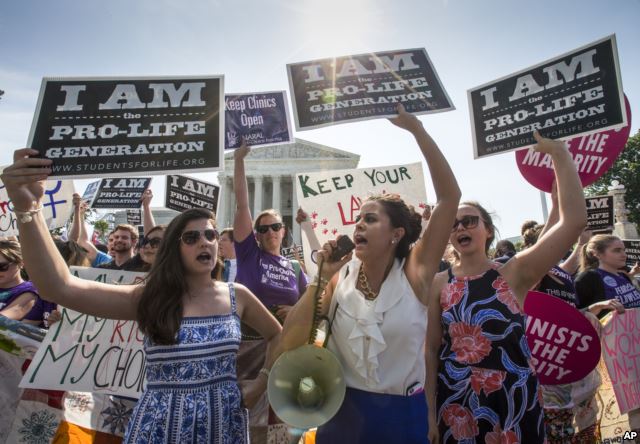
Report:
1,149,139,320
502,133,587,302
296,207,322,251
141,188,156,235
391,105,461,302
70,193,99,262
232,143,254,242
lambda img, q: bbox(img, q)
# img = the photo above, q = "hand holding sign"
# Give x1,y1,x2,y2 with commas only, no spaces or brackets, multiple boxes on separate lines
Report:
1,148,52,212
388,103,424,133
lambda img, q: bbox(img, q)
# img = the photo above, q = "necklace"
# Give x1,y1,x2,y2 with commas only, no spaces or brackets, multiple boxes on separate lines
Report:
358,265,379,300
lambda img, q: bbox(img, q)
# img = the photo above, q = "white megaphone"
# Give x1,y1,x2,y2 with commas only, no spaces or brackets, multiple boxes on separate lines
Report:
267,344,346,430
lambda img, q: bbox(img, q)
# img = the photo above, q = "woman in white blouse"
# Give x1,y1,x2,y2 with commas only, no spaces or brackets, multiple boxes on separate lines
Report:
280,104,460,444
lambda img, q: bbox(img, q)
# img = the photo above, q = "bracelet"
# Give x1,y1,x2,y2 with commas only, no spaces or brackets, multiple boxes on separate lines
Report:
13,205,43,224
258,367,270,378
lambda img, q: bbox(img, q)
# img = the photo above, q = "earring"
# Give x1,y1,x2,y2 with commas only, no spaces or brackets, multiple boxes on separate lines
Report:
391,239,397,245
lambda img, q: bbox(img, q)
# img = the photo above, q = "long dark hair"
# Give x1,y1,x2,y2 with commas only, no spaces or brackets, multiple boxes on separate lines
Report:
137,208,221,345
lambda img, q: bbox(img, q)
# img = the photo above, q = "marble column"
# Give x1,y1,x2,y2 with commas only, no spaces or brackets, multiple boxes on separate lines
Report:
609,180,639,239
291,175,301,244
253,175,264,216
217,174,226,225
224,177,234,228
272,175,282,214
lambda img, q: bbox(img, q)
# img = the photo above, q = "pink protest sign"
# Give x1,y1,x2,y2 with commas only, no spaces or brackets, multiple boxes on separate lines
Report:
601,309,640,414
515,95,631,192
523,291,600,385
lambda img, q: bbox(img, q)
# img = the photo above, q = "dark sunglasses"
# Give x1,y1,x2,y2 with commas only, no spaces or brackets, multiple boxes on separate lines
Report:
180,229,219,245
0,262,13,272
256,223,283,234
452,215,480,232
140,237,162,248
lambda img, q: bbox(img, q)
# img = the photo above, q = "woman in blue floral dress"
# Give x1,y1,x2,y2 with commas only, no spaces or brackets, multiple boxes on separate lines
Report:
0,153,282,444
425,132,587,443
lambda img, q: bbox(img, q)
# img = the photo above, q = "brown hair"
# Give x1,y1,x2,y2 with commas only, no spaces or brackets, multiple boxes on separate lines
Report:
53,239,91,267
113,224,139,243
367,194,422,259
579,234,620,273
220,227,234,242
0,239,22,264
253,209,282,231
522,224,544,249
137,208,221,345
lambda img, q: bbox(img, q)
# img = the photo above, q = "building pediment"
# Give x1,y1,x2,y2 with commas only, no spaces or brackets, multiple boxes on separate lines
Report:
224,138,359,162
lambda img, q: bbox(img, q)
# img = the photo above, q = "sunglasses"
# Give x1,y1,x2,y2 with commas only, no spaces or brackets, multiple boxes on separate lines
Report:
141,237,162,248
256,223,283,234
0,262,13,272
180,229,219,245
452,215,480,232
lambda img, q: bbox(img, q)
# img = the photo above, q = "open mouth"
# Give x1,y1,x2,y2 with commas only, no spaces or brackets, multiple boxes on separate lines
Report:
354,234,367,246
457,235,472,247
197,252,212,263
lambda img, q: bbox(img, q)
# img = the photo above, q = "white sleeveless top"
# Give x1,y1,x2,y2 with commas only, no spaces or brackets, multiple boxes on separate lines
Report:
327,257,428,395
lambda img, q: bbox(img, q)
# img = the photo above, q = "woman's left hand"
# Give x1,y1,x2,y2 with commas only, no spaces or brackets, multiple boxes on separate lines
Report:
0,148,52,211
388,103,424,134
239,378,265,410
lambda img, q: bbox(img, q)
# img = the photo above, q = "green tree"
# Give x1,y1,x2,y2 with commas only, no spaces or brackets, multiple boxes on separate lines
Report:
586,130,640,228
92,219,110,243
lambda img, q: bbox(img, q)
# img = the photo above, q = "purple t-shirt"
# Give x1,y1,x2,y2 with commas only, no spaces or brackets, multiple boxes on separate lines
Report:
597,269,640,308
234,233,307,307
0,281,56,328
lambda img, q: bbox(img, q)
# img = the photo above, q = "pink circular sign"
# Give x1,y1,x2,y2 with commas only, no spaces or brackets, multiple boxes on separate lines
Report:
516,95,631,192
523,291,600,385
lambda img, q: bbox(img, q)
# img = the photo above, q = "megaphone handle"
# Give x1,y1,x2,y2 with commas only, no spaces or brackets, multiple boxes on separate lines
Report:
322,302,340,349
307,259,326,345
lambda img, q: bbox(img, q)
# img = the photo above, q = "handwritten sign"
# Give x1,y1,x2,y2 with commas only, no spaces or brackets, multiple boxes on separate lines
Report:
0,175,74,237
295,162,427,276
601,309,640,414
20,267,146,398
523,291,600,385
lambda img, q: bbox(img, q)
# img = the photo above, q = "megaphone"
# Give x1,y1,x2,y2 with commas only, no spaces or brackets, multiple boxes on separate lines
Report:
268,344,346,430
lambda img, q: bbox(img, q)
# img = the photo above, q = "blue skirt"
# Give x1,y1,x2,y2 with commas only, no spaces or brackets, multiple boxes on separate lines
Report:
316,387,429,444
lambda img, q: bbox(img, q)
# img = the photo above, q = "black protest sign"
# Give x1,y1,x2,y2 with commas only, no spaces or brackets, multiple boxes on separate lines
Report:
281,245,303,261
28,76,224,179
623,240,640,268
165,175,219,213
225,91,293,149
126,209,141,225
468,35,626,158
585,195,614,233
92,178,151,209
287,48,454,130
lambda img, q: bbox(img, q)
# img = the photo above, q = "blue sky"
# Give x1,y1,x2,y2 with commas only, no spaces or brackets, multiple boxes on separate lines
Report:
1,0,639,238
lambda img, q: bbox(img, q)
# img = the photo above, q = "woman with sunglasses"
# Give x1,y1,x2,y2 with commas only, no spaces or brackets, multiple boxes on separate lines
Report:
1,149,282,444
279,104,460,443
425,132,586,443
119,225,167,272
233,140,309,442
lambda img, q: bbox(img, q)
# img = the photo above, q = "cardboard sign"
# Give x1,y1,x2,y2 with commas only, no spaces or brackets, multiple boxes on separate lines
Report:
0,176,74,237
225,91,293,149
523,291,600,385
287,48,454,130
623,240,640,268
469,35,626,158
585,195,614,233
165,174,219,213
20,267,147,398
601,309,640,414
515,95,631,192
296,163,427,275
81,180,100,205
126,209,141,225
27,76,224,179
91,177,151,209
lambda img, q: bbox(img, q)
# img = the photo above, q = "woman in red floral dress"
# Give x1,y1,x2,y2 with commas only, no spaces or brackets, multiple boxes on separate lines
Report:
425,132,586,444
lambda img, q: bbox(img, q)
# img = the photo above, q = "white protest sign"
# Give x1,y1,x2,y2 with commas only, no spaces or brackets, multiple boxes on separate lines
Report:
0,172,74,237
296,163,427,276
20,267,146,399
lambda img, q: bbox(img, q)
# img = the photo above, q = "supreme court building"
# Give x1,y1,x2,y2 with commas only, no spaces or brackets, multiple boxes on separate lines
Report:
216,138,360,245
